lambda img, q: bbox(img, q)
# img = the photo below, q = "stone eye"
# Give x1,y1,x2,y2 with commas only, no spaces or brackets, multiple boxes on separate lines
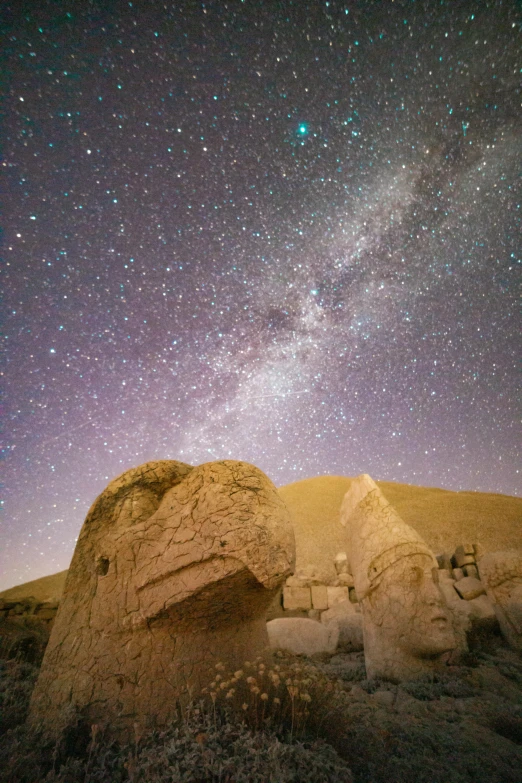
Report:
96,557,110,576
407,566,423,585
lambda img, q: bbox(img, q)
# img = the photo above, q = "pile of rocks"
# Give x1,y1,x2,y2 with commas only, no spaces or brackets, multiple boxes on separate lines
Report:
436,542,497,642
268,552,365,656
282,551,358,613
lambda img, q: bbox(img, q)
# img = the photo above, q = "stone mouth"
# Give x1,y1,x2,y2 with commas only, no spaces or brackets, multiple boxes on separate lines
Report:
136,555,263,621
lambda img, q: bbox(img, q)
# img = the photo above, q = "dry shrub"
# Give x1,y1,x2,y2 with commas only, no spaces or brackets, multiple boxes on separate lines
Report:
199,654,350,743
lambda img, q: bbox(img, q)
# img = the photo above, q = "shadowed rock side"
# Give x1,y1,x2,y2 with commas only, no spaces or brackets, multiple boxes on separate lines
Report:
479,550,522,651
341,474,456,682
28,459,295,739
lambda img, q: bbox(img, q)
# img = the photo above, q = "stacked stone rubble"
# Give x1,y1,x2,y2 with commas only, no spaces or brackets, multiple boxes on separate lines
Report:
435,543,498,649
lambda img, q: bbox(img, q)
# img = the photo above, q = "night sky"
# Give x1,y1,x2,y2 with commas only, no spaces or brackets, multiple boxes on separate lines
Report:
2,0,520,590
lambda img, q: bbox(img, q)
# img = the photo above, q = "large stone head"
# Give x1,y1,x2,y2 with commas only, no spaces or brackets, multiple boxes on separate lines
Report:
341,474,456,680
479,550,522,651
29,459,295,737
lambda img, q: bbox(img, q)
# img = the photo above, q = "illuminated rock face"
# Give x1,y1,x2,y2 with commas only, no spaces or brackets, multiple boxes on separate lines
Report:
479,550,522,651
340,474,456,681
28,460,295,739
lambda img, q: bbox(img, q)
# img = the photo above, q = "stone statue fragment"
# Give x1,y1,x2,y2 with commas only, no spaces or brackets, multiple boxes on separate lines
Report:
340,474,456,681
478,550,522,651
29,459,295,738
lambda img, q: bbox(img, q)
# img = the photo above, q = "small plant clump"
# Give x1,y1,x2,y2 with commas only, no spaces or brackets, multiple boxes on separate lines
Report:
200,655,350,742
0,659,39,735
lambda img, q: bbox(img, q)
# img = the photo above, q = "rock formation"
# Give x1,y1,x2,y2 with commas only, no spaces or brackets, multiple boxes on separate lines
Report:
478,550,522,651
340,474,457,681
28,459,295,739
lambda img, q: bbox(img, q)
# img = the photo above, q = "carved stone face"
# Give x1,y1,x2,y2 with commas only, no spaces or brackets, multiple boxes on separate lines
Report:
90,461,295,630
366,553,456,658
28,459,296,739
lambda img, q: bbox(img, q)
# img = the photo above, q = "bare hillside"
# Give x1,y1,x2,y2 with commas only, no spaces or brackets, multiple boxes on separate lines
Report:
1,477,520,599
279,476,522,582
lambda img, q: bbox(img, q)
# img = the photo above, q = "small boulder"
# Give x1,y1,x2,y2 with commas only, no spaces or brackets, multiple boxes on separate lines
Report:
283,586,312,610
321,600,364,652
267,617,339,656
466,594,498,630
454,577,486,601
334,552,349,574
327,586,349,607
311,585,328,611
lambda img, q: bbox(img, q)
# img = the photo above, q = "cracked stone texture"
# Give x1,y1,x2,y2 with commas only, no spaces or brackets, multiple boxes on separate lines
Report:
28,459,295,739
479,550,522,651
340,474,457,682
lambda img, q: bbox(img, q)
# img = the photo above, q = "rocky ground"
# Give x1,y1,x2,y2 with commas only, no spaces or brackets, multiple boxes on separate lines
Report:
1,628,521,783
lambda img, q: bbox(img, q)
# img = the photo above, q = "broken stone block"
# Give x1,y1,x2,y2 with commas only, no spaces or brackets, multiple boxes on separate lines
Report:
311,585,328,611
327,586,349,607
466,594,498,630
267,618,338,656
452,546,476,569
349,587,359,603
454,577,486,601
338,572,355,588
283,586,312,611
463,564,479,579
453,567,464,581
334,551,349,574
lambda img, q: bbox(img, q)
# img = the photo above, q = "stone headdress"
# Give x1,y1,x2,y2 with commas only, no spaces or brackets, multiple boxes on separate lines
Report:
340,474,437,600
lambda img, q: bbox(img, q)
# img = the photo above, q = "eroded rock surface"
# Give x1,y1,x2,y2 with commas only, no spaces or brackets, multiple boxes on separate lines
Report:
479,550,522,651
340,474,457,681
28,459,295,738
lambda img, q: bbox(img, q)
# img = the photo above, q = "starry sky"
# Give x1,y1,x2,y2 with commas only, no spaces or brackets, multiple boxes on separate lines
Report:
2,0,521,590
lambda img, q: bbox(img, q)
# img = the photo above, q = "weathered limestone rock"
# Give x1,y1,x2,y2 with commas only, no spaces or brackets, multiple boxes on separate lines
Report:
267,617,339,655
466,594,498,630
321,600,364,652
452,544,476,569
311,585,328,611
327,586,349,607
340,474,457,682
436,553,452,571
283,586,312,610
454,577,486,601
28,460,295,739
479,550,522,651
334,552,349,574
